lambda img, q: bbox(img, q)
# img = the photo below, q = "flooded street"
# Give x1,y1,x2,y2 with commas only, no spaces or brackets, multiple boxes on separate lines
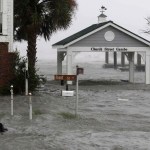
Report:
0,61,150,150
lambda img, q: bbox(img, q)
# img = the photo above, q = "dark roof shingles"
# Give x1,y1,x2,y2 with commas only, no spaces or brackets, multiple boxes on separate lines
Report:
53,20,150,46
53,21,111,46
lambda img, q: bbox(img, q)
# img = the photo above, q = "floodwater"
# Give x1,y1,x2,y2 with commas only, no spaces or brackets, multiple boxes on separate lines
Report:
0,60,150,150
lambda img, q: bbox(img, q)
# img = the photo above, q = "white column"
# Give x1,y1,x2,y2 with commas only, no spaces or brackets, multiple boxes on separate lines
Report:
145,51,150,84
137,53,142,67
66,49,73,75
66,49,73,84
57,51,63,75
128,52,135,83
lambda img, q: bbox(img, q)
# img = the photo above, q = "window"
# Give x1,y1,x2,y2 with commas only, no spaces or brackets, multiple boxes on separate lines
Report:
0,0,2,34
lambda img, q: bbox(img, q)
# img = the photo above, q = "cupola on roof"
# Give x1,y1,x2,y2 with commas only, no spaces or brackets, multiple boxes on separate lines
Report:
98,6,107,23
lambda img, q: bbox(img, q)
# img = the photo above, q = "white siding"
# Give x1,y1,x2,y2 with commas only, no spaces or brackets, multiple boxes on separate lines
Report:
0,0,13,52
0,0,2,33
71,26,148,47
3,0,8,35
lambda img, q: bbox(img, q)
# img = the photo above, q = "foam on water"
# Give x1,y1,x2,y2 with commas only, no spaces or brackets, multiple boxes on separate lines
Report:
0,59,149,150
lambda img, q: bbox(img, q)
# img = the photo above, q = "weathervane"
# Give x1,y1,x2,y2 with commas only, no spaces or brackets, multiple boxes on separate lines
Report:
100,6,107,14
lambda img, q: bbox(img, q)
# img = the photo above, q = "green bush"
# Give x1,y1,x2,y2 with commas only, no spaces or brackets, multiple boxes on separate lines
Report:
0,51,45,95
58,112,77,119
33,109,43,115
11,52,41,94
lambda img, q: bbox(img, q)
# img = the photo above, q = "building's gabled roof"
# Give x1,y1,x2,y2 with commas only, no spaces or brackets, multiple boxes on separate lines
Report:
52,21,111,47
52,20,150,48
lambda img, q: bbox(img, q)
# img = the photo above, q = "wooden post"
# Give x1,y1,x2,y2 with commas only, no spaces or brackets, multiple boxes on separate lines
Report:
128,52,135,83
114,52,117,69
137,54,141,67
121,52,125,67
105,52,109,64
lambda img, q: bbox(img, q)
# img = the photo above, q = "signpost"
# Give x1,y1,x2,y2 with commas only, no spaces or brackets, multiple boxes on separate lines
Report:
54,75,76,91
76,70,79,116
77,67,84,75
54,66,84,116
54,74,76,95
75,66,84,116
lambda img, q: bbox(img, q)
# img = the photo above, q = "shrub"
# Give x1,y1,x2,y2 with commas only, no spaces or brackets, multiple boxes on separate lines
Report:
58,112,77,119
33,109,43,115
0,51,45,95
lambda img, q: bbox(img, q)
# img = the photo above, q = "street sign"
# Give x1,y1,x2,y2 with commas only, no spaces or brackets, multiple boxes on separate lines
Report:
54,75,76,81
62,91,74,97
77,67,84,75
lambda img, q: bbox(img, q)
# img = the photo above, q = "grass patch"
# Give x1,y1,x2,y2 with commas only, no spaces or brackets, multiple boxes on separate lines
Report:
59,112,77,119
33,109,43,115
79,80,122,86
0,113,5,118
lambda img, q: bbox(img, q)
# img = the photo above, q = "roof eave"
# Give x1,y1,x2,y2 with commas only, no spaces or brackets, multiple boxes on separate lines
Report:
52,45,65,49
110,23,150,46
52,21,150,48
55,22,112,48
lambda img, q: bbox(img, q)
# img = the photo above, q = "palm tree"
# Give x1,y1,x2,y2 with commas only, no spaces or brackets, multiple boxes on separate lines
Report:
14,0,77,70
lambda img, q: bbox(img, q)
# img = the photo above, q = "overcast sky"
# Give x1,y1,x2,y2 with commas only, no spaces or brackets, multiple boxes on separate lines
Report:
14,0,150,60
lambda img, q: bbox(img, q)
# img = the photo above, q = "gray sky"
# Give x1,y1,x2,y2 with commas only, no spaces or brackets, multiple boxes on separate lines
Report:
14,0,150,60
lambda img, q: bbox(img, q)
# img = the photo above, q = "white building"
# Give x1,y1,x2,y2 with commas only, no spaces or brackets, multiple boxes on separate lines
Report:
0,0,13,52
0,0,14,87
53,10,150,85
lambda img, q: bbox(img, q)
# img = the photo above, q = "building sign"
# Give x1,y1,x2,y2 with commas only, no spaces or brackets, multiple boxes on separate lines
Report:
91,47,128,52
54,75,76,81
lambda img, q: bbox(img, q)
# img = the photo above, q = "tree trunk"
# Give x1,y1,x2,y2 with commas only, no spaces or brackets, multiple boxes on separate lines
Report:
27,28,37,70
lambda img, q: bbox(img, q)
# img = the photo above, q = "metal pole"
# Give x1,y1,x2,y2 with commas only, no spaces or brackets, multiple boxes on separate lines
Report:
66,84,69,91
75,75,79,116
75,66,79,116
29,93,32,120
10,85,13,116
25,57,28,96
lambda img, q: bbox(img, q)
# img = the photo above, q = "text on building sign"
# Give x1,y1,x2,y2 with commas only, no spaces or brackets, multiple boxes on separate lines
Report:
91,47,128,52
